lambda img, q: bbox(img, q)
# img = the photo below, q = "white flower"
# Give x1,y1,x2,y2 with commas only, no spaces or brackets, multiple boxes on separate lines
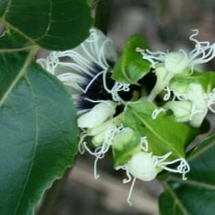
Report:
125,151,189,181
37,28,138,183
137,29,215,101
79,123,124,179
116,136,189,205
37,28,130,112
170,83,211,127
152,83,215,127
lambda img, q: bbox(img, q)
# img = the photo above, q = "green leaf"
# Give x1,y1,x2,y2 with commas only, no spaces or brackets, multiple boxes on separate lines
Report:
0,0,93,50
159,132,215,215
124,100,199,160
0,51,78,214
171,71,215,93
112,35,151,84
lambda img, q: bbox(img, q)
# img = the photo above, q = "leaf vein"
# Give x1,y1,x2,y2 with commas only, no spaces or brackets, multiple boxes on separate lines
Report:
0,49,36,107
14,76,39,214
163,181,190,215
129,106,181,157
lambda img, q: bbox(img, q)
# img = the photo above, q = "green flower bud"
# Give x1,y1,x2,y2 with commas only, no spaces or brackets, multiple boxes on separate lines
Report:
169,82,208,127
112,127,142,167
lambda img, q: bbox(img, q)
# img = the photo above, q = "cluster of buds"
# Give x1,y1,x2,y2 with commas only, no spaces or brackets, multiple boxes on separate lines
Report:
138,29,215,127
37,28,215,204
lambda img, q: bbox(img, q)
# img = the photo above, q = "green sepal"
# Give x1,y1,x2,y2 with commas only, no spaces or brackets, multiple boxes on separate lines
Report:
112,128,142,167
171,71,215,93
111,35,151,84
124,100,200,161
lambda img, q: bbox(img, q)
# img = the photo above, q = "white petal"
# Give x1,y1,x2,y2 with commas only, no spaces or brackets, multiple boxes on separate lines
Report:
164,100,192,122
165,52,189,74
77,101,116,128
190,108,208,127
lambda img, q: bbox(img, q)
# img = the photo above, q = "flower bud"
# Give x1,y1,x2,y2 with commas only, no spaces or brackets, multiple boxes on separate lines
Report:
170,82,208,127
127,152,158,181
78,101,116,128
163,101,192,122
112,128,142,167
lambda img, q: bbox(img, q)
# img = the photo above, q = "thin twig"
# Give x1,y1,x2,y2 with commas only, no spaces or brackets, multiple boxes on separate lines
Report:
95,0,113,34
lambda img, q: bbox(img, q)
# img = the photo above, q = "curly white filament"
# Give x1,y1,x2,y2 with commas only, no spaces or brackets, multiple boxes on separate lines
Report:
152,108,166,119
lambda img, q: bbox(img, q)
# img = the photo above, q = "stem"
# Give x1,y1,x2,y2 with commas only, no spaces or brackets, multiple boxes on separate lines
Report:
94,0,113,34
147,71,174,101
36,168,71,215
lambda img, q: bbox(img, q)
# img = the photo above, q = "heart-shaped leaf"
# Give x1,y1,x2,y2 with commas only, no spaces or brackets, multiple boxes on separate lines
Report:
0,0,93,50
159,132,215,215
0,51,78,214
